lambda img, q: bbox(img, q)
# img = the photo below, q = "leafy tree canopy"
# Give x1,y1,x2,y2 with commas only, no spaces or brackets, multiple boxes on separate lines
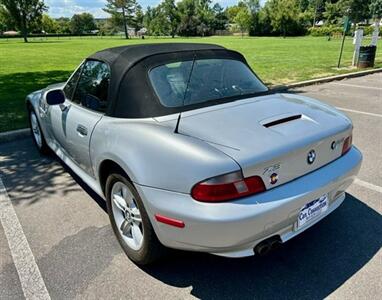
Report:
0,0,47,42
70,13,97,35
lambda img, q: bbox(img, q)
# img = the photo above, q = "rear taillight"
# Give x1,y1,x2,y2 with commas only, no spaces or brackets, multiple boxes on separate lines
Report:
191,171,266,202
342,134,352,155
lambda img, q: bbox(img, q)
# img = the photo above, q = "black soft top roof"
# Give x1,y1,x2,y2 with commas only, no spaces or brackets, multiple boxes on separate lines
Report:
88,43,225,66
86,43,257,118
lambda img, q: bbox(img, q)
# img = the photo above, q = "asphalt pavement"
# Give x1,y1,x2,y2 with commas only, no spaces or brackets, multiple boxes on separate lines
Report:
0,73,381,299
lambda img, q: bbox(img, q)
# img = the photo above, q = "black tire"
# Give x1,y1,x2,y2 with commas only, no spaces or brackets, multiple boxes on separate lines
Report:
105,172,166,265
28,108,50,155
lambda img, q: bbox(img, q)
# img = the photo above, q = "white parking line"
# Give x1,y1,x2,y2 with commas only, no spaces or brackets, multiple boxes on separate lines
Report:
354,178,382,194
331,82,382,90
0,178,51,300
336,107,382,118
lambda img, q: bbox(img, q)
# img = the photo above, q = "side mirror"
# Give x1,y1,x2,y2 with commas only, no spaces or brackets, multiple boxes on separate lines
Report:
46,89,65,105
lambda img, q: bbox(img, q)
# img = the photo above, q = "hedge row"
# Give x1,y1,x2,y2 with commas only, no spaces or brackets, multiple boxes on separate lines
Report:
0,33,98,39
308,25,380,36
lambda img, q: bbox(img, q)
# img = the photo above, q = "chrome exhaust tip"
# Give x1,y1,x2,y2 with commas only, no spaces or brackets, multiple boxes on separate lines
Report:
254,236,281,256
254,241,271,256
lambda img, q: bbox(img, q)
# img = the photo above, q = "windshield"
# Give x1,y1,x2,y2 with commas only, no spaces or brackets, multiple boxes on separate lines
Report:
149,59,268,108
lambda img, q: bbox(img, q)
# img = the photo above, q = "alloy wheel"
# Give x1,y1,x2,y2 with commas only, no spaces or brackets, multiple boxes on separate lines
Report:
30,111,42,148
111,181,144,250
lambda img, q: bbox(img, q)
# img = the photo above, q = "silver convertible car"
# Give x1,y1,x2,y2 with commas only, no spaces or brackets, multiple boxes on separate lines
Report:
27,43,362,264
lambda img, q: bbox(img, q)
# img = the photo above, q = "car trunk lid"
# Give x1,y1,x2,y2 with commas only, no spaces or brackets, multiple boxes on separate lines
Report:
157,93,352,190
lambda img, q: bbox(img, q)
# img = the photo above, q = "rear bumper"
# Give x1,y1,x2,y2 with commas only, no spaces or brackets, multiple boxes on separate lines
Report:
136,146,362,257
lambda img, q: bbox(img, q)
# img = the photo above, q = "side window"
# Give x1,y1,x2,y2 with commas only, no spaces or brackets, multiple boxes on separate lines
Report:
63,64,83,101
72,60,110,113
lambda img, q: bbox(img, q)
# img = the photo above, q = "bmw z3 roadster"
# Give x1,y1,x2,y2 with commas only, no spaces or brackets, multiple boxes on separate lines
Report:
27,43,362,264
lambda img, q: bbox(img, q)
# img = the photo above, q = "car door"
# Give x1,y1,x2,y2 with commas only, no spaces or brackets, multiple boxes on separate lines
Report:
48,62,83,151
50,60,110,176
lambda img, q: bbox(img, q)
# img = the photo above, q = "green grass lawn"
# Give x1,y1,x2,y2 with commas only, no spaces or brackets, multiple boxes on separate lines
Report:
0,35,381,132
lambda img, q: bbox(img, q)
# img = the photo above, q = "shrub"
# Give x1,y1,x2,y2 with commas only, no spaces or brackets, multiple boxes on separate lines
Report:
359,25,375,36
308,25,343,36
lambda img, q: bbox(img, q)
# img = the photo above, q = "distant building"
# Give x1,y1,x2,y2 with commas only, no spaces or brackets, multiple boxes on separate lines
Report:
137,28,147,36
118,27,136,37
127,27,136,37
315,20,324,27
2,31,18,36
370,20,382,27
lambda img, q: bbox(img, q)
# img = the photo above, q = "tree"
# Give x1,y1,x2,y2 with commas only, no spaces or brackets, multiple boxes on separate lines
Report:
196,0,214,36
267,0,303,37
163,0,180,38
41,14,58,33
234,7,251,37
177,0,199,36
370,0,382,18
310,0,325,26
104,0,139,39
370,0,382,45
346,0,372,24
144,5,169,36
324,0,372,26
256,3,274,35
211,3,228,31
134,4,144,32
0,0,47,42
0,5,15,32
244,0,261,35
56,17,71,34
70,13,97,35
323,1,344,24
226,2,248,23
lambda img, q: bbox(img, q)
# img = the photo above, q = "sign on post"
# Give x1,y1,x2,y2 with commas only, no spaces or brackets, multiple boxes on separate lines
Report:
343,16,351,32
337,16,351,68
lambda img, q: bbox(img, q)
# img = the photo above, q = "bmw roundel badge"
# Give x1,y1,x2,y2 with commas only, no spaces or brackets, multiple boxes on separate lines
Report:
307,150,316,164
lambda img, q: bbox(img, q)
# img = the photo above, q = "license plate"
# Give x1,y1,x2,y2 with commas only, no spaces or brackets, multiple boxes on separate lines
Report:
297,194,329,229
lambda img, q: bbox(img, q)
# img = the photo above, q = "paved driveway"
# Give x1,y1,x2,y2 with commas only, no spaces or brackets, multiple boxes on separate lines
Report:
1,73,381,299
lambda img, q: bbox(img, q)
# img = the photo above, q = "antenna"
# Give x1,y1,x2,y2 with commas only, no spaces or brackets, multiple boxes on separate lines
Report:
174,113,182,134
174,52,195,134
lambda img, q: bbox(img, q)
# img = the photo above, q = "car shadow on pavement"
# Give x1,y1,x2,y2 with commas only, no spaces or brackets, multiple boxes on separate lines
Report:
0,138,80,205
0,137,106,211
37,225,120,299
143,193,382,299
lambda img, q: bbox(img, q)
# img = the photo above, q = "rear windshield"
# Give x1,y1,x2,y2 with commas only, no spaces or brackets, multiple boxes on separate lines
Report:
149,59,268,108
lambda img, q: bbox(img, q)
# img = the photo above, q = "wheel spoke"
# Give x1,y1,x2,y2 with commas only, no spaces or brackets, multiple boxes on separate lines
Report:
120,219,132,237
125,194,135,208
131,224,143,246
113,194,127,212
131,207,141,223
121,186,128,198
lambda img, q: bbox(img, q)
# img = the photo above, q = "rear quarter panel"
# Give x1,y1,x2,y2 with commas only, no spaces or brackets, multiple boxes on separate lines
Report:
90,117,240,193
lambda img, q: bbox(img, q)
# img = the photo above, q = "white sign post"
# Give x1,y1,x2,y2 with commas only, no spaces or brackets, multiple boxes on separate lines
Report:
371,19,380,46
352,29,364,67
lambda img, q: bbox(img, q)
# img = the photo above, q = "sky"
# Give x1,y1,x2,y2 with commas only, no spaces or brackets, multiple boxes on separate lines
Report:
45,0,261,19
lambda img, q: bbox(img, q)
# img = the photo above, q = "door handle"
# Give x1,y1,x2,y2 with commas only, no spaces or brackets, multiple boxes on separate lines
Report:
76,124,88,136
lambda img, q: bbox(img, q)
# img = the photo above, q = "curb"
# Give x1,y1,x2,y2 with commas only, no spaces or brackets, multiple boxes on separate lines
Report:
0,128,30,144
1,68,381,144
271,67,382,92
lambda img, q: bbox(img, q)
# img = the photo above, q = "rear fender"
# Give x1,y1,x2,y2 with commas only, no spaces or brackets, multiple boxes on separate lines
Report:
91,117,240,194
